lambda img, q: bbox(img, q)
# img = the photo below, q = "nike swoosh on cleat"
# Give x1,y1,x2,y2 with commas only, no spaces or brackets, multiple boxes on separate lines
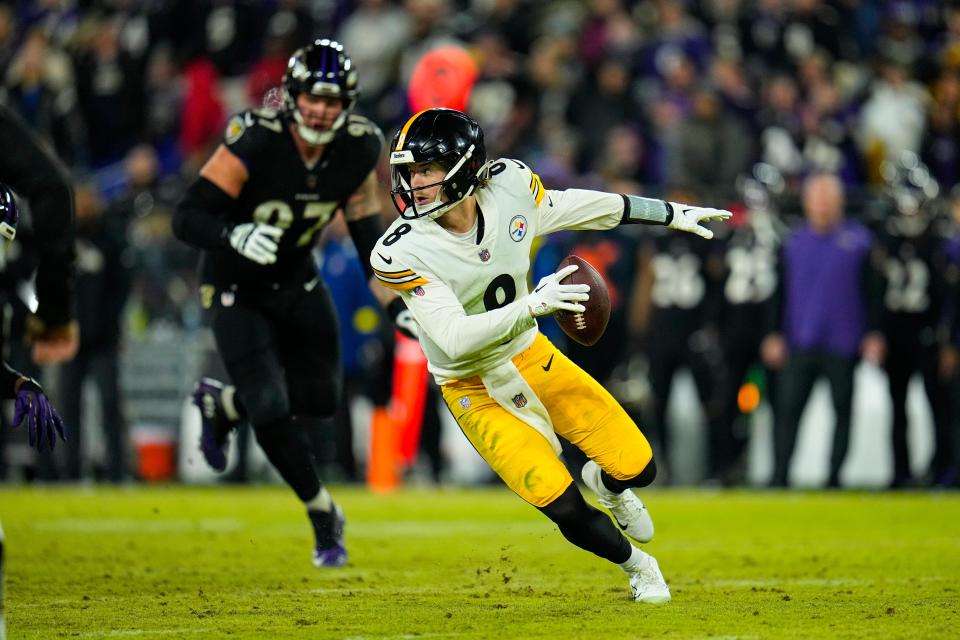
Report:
377,253,393,264
542,354,554,372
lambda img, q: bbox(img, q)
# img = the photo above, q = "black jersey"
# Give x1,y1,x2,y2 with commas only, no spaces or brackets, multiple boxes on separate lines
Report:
643,226,718,343
0,103,75,326
202,108,382,289
716,219,781,345
876,216,949,339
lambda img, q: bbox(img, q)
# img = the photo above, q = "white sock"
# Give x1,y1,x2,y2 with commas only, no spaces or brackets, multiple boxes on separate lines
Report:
304,486,334,512
618,545,649,574
221,385,241,421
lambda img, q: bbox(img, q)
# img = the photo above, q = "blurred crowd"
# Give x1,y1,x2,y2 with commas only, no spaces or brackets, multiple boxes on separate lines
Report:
2,0,960,488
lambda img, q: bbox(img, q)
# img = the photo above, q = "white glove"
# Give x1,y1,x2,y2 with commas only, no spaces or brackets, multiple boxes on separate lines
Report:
229,223,283,265
666,202,732,240
526,264,590,317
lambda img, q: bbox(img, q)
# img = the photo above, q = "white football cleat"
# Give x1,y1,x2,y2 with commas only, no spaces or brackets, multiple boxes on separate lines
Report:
581,460,654,543
628,553,671,604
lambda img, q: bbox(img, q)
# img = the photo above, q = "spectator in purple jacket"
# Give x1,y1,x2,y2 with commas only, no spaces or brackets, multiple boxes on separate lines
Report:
761,173,885,488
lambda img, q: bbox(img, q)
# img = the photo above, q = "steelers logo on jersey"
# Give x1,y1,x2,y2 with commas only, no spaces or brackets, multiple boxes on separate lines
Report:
509,215,527,242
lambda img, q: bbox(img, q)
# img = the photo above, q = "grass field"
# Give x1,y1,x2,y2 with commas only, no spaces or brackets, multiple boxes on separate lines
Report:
1,485,957,639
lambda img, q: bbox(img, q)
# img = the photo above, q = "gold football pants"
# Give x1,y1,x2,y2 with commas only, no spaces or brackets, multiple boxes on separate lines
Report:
441,333,653,507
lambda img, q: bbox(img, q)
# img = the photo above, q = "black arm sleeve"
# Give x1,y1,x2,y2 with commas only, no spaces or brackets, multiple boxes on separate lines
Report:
0,104,76,326
171,177,235,249
346,214,385,281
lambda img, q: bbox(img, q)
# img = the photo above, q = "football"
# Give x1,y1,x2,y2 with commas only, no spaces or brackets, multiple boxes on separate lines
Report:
553,254,611,346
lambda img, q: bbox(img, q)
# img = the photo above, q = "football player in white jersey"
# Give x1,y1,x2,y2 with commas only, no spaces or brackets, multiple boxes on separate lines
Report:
371,109,730,603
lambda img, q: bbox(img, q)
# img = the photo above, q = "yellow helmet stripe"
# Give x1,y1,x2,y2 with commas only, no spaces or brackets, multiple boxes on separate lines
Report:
395,109,431,151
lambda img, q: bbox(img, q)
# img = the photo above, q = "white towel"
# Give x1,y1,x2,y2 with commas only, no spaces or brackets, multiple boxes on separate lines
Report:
479,359,563,455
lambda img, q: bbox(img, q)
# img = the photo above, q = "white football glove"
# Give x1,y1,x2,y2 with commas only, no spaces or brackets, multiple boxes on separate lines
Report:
229,223,283,265
666,202,732,240
526,264,590,318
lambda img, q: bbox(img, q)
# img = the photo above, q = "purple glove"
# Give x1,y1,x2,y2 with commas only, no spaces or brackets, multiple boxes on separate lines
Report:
12,378,66,452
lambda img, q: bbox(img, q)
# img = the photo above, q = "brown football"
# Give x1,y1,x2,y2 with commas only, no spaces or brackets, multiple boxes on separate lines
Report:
553,254,611,346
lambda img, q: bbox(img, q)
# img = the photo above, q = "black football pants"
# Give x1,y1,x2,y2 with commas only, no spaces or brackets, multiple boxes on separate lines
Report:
209,281,341,501
885,337,952,483
645,335,721,479
773,350,855,487
711,337,778,481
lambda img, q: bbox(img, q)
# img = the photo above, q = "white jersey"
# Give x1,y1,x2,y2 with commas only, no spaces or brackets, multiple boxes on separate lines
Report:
371,159,624,383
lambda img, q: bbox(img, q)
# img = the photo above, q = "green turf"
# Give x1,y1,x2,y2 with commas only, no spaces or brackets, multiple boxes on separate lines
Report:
1,485,957,639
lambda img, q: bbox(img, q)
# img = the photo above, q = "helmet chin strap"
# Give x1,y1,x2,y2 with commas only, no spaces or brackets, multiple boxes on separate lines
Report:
397,175,469,221
293,109,348,145
414,184,479,221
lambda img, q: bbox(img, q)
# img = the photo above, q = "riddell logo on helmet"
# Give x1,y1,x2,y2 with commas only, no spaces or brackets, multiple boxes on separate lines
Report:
391,151,414,163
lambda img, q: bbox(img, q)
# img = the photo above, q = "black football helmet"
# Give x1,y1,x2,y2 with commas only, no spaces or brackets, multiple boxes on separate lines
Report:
881,151,939,237
390,108,486,220
282,38,358,145
738,162,785,215
0,182,18,241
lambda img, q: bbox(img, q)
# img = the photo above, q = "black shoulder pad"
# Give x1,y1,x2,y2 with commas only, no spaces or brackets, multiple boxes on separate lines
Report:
343,114,383,171
224,109,285,161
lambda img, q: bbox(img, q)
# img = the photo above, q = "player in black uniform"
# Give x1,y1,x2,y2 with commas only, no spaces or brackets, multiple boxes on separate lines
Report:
872,160,953,488
629,194,725,483
1,182,68,640
1,106,74,637
709,171,785,485
0,103,78,365
172,39,409,568
943,200,960,488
